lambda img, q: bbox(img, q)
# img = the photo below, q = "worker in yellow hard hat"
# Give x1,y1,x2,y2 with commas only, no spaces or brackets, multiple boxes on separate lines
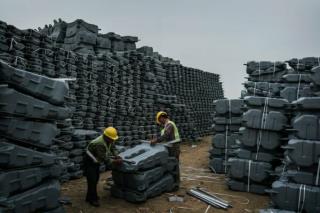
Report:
84,127,122,207
151,111,181,189
152,112,181,148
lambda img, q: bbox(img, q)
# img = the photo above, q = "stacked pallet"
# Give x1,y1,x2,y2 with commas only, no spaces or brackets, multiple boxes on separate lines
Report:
210,61,289,194
39,19,224,142
165,64,224,139
269,97,320,212
209,99,244,173
39,19,138,55
215,57,320,212
0,62,68,212
268,59,320,212
243,58,320,103
0,18,224,187
227,96,289,194
111,143,179,202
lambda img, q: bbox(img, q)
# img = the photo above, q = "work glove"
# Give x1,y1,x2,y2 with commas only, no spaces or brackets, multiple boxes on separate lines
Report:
112,156,123,165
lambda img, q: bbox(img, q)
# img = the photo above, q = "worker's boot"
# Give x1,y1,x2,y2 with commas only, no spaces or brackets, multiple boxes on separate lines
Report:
88,200,100,207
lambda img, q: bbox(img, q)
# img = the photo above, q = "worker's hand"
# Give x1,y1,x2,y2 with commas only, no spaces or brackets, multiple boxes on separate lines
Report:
112,157,123,165
150,139,157,145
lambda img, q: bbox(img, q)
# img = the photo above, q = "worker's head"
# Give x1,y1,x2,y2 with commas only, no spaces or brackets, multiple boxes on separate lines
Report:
103,127,119,143
156,111,168,125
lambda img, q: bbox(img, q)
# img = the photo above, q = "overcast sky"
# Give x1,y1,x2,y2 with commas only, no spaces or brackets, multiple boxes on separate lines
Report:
0,0,319,98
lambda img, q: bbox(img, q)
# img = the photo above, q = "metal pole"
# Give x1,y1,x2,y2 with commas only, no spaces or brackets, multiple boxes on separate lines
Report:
196,188,232,207
188,189,229,209
190,189,230,208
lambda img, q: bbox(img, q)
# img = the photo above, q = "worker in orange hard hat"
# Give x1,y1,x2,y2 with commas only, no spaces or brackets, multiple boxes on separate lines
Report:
84,127,122,207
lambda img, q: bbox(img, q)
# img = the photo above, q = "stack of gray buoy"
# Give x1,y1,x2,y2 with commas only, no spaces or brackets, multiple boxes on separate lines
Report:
268,97,320,212
210,99,244,174
231,57,320,212
0,18,224,186
227,96,289,194
242,61,288,98
0,61,69,212
110,143,179,202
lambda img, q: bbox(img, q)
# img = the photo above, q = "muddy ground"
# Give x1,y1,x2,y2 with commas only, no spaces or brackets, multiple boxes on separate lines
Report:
61,137,270,213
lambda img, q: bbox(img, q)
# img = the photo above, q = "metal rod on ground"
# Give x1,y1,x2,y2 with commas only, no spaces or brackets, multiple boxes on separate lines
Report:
188,190,228,209
196,188,232,207
187,190,222,209
192,189,229,206
188,189,230,209
189,188,231,209
192,189,229,209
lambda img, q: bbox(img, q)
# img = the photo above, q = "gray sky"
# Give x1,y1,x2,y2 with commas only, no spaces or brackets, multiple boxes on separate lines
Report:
0,0,319,98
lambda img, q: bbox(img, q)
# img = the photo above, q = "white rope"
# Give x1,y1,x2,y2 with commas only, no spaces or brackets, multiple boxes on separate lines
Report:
262,98,269,131
256,98,268,160
272,62,276,79
32,48,53,55
14,56,26,66
31,48,54,62
107,97,117,111
281,163,287,176
128,104,136,114
316,158,320,186
256,132,262,160
59,61,66,68
45,48,54,56
247,160,252,192
297,59,300,71
253,82,257,96
297,184,306,213
8,38,18,51
209,166,217,174
67,50,78,60
258,61,261,81
204,205,211,213
268,83,272,97
296,74,302,100
224,125,229,173
229,99,232,125
224,99,232,173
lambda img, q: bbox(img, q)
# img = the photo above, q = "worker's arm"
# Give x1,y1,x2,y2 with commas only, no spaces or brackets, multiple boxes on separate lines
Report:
107,144,122,165
110,144,119,156
154,123,174,143
95,144,108,163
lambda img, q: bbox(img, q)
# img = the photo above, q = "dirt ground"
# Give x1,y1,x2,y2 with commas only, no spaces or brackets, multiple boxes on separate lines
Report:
61,137,270,213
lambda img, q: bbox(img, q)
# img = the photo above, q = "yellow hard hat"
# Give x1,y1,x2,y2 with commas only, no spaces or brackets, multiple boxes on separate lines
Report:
103,127,119,141
156,111,167,124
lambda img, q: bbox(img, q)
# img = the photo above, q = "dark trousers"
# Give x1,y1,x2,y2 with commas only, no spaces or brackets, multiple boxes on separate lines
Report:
167,143,181,186
84,155,100,202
